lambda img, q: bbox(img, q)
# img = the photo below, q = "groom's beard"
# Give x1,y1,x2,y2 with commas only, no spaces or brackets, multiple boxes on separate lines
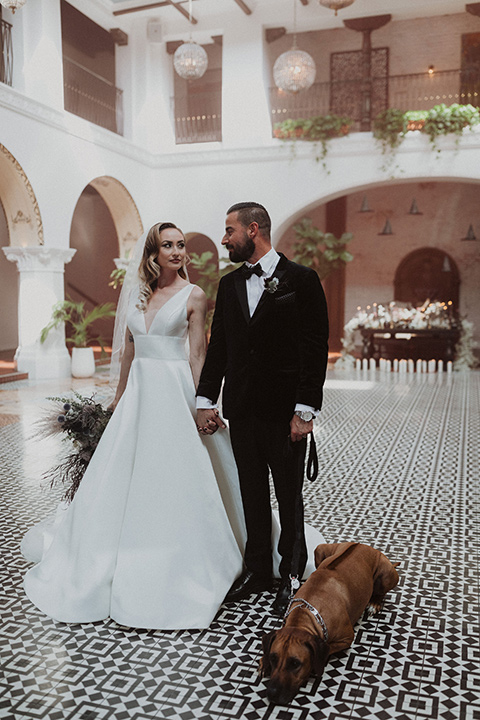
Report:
227,232,256,263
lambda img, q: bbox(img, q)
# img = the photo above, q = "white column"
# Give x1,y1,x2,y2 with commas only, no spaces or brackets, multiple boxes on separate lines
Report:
222,22,272,148
118,17,176,152
2,247,76,379
22,0,64,110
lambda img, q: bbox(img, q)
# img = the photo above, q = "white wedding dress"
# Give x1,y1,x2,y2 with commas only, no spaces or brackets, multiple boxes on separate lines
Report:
23,284,324,630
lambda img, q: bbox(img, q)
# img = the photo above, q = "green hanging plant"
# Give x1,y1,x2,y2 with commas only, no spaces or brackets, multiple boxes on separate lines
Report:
422,103,480,151
274,114,353,164
373,103,480,158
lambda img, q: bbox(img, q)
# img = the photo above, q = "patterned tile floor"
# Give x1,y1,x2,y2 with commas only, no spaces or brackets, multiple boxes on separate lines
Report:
1,368,479,719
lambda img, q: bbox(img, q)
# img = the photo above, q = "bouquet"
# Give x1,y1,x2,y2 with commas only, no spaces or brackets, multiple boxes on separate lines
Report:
36,392,112,502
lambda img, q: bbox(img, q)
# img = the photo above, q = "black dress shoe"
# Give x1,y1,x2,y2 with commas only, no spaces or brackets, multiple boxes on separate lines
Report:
225,570,273,602
272,579,293,617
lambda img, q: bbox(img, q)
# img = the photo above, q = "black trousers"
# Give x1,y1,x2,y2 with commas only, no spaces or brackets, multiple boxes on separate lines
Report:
229,415,307,580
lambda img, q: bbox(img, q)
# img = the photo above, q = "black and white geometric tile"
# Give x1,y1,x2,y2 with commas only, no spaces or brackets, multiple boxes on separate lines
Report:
1,369,479,719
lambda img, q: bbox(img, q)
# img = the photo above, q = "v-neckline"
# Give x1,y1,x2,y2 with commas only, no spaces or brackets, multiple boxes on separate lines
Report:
143,284,190,334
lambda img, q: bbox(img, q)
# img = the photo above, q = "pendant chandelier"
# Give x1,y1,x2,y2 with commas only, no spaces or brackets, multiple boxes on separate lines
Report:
0,0,26,12
173,0,208,80
273,0,316,94
318,0,356,16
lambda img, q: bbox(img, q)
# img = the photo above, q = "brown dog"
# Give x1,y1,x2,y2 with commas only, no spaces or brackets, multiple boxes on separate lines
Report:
259,542,399,705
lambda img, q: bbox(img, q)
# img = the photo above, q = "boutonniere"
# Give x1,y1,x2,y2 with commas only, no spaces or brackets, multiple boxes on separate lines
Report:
264,276,280,294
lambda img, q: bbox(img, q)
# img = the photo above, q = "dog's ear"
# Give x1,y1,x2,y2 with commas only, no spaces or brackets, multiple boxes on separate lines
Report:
306,636,330,679
259,630,277,678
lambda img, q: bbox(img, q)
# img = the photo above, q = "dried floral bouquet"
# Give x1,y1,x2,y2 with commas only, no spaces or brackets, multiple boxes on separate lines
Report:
36,392,112,503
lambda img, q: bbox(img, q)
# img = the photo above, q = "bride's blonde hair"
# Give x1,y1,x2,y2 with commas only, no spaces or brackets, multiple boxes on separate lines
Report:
137,222,188,312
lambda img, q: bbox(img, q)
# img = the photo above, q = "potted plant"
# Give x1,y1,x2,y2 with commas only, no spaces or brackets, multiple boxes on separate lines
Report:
291,217,353,281
41,299,116,377
274,114,353,164
373,103,480,158
422,103,480,151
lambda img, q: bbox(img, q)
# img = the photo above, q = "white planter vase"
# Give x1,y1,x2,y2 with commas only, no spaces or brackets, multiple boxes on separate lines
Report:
71,347,95,378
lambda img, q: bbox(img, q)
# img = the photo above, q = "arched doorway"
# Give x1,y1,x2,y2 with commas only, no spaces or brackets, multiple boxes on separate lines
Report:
394,248,460,308
0,144,44,359
66,177,143,348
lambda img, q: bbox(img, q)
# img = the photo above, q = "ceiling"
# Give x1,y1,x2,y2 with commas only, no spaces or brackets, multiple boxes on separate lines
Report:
103,0,469,31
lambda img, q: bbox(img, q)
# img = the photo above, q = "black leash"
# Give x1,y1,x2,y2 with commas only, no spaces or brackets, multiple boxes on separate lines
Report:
286,431,318,598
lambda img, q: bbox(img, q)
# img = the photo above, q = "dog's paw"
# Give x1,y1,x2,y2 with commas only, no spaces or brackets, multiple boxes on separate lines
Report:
365,602,382,616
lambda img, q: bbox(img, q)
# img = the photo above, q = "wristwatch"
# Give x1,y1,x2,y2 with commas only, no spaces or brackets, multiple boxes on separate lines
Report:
295,410,315,422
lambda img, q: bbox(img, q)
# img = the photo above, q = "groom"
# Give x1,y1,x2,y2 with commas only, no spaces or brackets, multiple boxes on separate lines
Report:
196,202,329,615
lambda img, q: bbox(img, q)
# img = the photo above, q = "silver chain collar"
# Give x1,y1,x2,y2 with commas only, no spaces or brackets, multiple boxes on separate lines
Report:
283,597,329,643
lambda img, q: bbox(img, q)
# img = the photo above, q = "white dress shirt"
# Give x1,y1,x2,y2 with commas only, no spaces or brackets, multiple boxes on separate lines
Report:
196,248,318,416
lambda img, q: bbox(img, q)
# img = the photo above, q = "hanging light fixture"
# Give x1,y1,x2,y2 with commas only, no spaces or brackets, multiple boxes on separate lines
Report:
359,195,373,213
378,218,393,235
0,0,26,12
173,0,208,80
461,224,477,241
408,198,423,215
273,0,316,94
318,0,356,16
442,255,452,272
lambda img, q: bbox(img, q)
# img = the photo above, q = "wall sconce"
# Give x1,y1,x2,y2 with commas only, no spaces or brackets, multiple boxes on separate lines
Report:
461,224,477,241
428,65,435,75
378,218,393,235
359,195,373,213
408,198,423,215
442,256,451,272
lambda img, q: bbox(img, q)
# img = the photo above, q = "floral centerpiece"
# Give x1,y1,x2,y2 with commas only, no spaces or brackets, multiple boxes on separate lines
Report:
337,300,477,370
36,393,112,502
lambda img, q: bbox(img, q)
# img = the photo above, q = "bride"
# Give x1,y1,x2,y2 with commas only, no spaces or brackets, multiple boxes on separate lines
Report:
22,222,323,630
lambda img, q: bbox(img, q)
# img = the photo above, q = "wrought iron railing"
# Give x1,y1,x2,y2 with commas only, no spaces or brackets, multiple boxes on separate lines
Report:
269,69,480,133
0,19,13,86
63,57,123,135
172,88,222,144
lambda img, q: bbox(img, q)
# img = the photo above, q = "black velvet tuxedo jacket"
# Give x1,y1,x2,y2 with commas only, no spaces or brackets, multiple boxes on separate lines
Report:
197,253,329,422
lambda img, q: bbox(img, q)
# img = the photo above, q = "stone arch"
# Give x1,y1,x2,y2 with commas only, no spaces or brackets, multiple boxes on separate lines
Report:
88,176,143,257
0,143,43,246
394,248,460,308
65,177,142,348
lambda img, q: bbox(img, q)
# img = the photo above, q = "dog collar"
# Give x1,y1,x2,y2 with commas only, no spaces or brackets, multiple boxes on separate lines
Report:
283,598,329,643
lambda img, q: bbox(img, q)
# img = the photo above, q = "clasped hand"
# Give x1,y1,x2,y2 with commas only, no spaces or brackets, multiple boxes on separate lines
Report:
290,414,313,442
196,408,226,435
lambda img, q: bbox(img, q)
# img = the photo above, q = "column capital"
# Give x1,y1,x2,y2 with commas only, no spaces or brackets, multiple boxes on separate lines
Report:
2,246,76,272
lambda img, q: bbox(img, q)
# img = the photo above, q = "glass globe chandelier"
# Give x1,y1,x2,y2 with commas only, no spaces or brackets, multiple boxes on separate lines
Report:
173,0,208,80
0,0,27,12
174,42,208,80
318,0,356,16
273,0,316,94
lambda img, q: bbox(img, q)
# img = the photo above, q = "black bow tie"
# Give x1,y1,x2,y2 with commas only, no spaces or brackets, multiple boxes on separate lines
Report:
242,263,263,279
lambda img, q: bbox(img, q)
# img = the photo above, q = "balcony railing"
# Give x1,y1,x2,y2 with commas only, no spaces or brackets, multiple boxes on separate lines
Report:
63,57,123,135
1,19,13,86
173,88,222,144
269,69,480,133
